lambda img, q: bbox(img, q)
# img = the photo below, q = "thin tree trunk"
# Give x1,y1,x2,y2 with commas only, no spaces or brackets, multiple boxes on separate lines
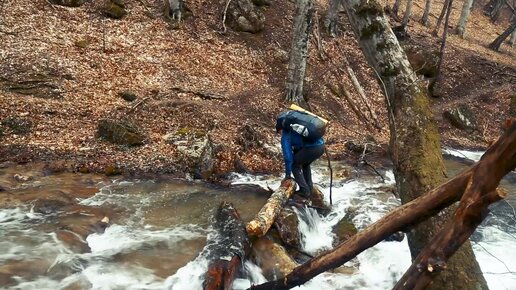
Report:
432,0,451,36
204,202,250,290
402,0,414,26
246,179,296,237
392,0,403,18
421,0,433,26
490,0,504,22
489,18,516,50
456,0,474,37
285,0,314,107
325,0,340,37
248,122,516,290
345,66,380,129
429,0,453,97
510,27,516,46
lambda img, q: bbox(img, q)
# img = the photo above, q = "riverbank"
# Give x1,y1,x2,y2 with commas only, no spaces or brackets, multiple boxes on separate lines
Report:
1,0,514,178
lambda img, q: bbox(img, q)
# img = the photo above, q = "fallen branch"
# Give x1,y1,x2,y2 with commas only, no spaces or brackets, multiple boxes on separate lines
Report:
222,0,233,34
128,97,150,113
171,87,227,100
249,123,516,290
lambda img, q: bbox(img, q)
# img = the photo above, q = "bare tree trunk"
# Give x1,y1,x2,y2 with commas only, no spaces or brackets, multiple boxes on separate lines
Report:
164,0,183,21
402,0,414,26
248,122,516,290
392,0,403,18
429,0,453,97
490,0,504,22
421,0,433,25
285,0,314,106
456,0,474,37
489,18,516,50
432,0,451,36
510,27,516,46
325,0,340,37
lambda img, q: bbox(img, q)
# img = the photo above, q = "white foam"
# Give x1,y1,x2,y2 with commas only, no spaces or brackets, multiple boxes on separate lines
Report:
442,147,484,162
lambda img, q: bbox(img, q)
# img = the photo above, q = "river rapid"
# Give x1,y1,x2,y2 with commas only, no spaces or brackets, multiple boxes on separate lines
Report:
0,149,515,290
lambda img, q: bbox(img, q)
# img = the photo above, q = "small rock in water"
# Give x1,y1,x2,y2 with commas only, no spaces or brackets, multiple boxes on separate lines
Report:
13,174,32,182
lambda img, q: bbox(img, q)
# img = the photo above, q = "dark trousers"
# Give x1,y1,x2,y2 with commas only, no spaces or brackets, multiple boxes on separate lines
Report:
292,144,324,198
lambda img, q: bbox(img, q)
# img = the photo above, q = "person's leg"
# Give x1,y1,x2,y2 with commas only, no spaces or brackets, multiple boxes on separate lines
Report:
294,145,325,197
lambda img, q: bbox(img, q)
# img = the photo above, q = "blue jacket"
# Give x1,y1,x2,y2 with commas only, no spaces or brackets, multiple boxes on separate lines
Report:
281,130,324,177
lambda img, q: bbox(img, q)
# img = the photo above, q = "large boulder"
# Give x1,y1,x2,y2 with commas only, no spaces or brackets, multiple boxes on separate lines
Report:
164,128,216,179
102,0,127,19
402,43,439,78
228,0,265,33
443,104,478,131
96,119,145,146
332,217,358,246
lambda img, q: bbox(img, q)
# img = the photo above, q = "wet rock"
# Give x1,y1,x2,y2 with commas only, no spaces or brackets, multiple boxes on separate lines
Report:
310,186,330,213
274,207,301,248
332,217,358,246
13,173,32,182
1,116,32,135
385,231,405,242
0,259,50,288
119,90,138,102
228,0,265,33
42,161,71,175
33,199,70,214
103,0,127,19
164,128,215,179
58,206,111,239
56,230,91,253
96,119,145,146
443,104,478,131
49,0,86,7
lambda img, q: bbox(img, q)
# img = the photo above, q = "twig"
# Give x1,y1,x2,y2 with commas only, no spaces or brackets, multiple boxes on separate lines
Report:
222,0,233,33
473,241,514,273
128,97,150,113
171,87,226,100
359,143,385,182
312,10,326,60
45,0,56,9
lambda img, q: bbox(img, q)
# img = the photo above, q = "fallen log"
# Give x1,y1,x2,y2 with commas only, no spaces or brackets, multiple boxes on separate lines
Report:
251,237,298,280
246,179,296,237
249,123,516,290
203,201,250,290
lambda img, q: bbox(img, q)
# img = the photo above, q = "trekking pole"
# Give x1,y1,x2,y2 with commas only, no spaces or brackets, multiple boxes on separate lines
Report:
324,147,333,205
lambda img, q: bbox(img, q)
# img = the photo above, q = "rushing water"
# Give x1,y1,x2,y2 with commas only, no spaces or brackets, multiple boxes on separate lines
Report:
0,150,515,290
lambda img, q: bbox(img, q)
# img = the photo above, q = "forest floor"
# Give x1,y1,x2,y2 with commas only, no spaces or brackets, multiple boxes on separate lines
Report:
0,0,514,178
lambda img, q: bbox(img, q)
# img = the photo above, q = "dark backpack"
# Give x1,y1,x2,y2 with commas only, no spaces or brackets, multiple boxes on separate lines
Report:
276,110,326,141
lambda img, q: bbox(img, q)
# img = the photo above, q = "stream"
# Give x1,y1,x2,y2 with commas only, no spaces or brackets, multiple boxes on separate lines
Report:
0,149,515,290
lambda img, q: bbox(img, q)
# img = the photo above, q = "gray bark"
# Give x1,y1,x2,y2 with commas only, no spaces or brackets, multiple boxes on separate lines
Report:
489,18,516,50
421,0,433,25
325,0,341,37
337,0,488,289
456,0,475,37
402,0,414,26
285,0,314,106
510,28,516,46
490,0,504,22
392,0,403,17
164,0,183,21
433,0,451,36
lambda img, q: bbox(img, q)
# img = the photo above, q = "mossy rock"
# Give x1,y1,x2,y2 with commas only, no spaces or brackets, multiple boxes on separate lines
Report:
403,44,439,78
96,119,145,146
332,217,357,246
103,0,127,20
50,0,86,7
443,104,478,131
